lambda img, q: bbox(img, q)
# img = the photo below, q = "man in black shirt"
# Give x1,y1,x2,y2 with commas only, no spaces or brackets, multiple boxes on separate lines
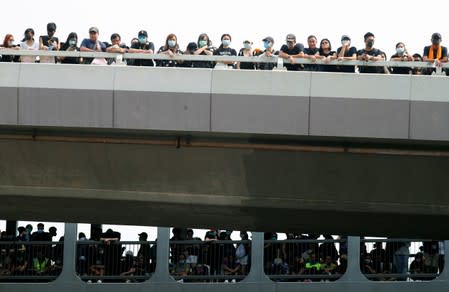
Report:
357,32,386,74
336,35,357,73
128,30,154,67
303,35,319,71
279,33,304,71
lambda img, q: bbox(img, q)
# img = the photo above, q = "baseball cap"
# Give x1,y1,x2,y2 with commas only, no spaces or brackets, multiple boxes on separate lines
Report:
138,30,148,37
341,35,351,41
47,22,56,32
89,27,99,33
286,33,296,41
432,32,442,40
138,232,148,238
262,36,274,43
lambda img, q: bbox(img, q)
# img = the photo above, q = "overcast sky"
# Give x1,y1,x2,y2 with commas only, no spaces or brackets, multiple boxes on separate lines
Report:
2,0,449,58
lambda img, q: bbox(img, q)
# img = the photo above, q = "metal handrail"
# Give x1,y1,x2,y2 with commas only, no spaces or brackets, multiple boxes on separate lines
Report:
0,48,447,68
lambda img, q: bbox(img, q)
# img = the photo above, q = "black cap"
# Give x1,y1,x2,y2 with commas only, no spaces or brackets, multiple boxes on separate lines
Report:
341,35,351,41
187,42,198,51
432,32,442,40
47,22,56,32
138,30,148,37
138,232,148,239
262,36,274,43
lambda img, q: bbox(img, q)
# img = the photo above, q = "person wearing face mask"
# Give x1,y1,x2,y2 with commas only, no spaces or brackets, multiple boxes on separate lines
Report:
236,39,256,70
39,22,59,63
1,34,20,62
193,33,214,68
60,32,82,64
390,42,413,74
213,34,237,68
20,28,39,63
128,30,155,67
157,33,183,67
336,35,357,73
357,32,386,74
423,33,448,75
257,36,279,70
279,33,304,71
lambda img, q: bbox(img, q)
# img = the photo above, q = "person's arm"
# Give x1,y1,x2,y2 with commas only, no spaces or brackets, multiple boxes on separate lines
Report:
39,36,46,50
79,39,94,52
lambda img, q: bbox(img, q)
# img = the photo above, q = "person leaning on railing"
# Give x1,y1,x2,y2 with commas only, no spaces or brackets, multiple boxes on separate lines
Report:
389,42,413,74
357,32,387,74
60,32,82,64
336,35,357,73
0,34,20,62
157,33,184,67
423,32,448,75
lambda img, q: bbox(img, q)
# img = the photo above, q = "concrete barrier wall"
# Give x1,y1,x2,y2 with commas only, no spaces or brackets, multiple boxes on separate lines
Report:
1,63,449,141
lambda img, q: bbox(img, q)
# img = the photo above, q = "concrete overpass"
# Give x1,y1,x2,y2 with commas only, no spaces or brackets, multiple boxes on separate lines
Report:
1,63,449,238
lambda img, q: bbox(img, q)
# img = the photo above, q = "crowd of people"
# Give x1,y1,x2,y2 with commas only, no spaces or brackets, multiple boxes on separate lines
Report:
0,223,63,278
1,23,448,74
0,224,445,283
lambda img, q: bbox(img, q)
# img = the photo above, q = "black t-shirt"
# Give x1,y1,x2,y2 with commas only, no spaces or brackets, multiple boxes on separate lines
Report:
61,46,81,64
129,42,155,66
214,47,237,68
318,50,337,72
0,45,20,62
336,46,357,73
280,43,304,71
357,48,386,73
40,35,59,50
303,47,319,71
156,46,184,67
390,54,411,75
238,48,256,70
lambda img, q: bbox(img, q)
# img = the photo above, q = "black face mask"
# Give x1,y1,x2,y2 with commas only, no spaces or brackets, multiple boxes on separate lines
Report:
367,40,374,48
25,35,32,41
432,39,441,46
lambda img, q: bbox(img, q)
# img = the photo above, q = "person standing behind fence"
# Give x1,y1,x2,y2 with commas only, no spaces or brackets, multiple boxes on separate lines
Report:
257,36,279,71
237,39,256,70
1,34,20,62
20,28,38,63
193,33,214,68
303,35,320,71
39,22,59,63
336,35,357,73
423,33,448,75
60,32,82,64
317,38,337,72
390,42,413,74
80,27,106,64
279,33,304,71
157,33,183,67
357,32,386,74
128,30,155,67
214,34,237,68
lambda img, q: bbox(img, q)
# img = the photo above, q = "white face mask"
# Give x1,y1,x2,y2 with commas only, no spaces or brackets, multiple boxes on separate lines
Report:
168,40,176,48
396,47,405,55
243,43,251,49
342,40,350,46
8,40,15,47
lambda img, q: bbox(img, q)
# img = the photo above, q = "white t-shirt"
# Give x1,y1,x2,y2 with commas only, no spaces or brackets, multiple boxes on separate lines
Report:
20,40,39,63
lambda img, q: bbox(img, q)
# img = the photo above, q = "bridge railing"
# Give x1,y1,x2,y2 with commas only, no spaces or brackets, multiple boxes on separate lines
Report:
361,238,441,281
1,48,448,71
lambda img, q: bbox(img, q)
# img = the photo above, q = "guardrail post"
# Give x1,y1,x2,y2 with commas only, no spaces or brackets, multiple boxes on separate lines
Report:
52,223,79,286
437,240,449,280
338,236,367,282
242,232,271,283
148,226,175,283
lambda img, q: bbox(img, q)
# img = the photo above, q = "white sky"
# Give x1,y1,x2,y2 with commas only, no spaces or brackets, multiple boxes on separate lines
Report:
2,0,449,58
